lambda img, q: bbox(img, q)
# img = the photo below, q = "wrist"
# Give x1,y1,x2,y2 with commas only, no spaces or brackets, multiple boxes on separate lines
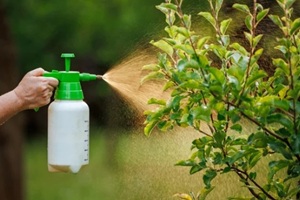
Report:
12,89,27,111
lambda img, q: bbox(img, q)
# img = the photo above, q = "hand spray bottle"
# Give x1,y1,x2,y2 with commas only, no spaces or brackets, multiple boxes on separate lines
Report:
44,53,102,173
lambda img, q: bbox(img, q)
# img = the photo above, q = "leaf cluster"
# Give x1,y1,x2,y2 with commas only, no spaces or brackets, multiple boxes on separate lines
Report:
142,0,300,199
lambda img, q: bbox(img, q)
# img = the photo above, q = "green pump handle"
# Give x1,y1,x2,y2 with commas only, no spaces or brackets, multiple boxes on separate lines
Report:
34,53,100,111
43,53,98,100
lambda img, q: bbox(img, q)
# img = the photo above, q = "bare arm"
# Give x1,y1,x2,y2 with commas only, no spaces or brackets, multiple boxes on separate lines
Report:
0,68,58,124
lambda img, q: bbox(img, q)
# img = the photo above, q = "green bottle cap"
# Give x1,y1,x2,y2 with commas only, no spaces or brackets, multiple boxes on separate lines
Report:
43,53,98,100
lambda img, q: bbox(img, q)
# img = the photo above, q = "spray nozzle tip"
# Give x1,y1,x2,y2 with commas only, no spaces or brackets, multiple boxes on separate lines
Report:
96,75,103,80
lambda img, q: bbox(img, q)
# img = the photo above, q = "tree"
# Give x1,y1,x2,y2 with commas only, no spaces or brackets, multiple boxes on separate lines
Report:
0,0,24,199
143,0,300,199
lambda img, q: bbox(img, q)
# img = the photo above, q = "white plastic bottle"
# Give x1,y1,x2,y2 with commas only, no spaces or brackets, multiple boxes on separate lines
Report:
44,53,98,173
48,100,89,173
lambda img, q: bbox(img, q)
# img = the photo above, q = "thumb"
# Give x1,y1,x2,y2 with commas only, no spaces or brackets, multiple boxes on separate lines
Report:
27,68,45,77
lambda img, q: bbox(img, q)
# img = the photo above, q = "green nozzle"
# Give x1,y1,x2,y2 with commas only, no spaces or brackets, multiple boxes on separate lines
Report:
61,53,75,72
43,53,99,100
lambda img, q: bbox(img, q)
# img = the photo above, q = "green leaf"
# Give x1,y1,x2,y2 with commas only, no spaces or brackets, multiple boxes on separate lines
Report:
157,3,178,11
213,131,226,147
286,0,296,9
183,14,192,29
177,59,200,71
150,39,174,57
175,159,196,167
198,12,216,28
163,81,175,91
290,18,300,35
175,27,190,37
291,134,300,155
266,113,293,130
174,44,194,54
203,169,217,188
197,36,210,49
141,71,164,84
246,70,267,87
248,151,262,169
249,172,257,180
215,0,223,14
244,32,252,45
220,18,232,35
256,9,269,24
207,67,225,84
190,163,206,174
233,3,250,14
142,64,159,71
171,95,183,111
230,43,248,55
144,119,158,136
191,105,211,122
147,98,166,106
269,15,283,28
180,80,200,89
198,186,215,200
268,160,290,181
220,35,230,47
230,124,243,133
248,132,268,148
245,15,253,31
268,139,293,160
157,120,173,131
252,34,263,49
273,58,289,74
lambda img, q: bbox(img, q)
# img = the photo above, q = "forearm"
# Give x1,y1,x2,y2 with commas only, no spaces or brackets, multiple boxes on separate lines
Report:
0,90,25,125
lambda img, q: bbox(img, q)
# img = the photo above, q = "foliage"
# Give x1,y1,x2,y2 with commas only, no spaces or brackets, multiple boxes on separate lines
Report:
143,0,300,199
3,0,162,72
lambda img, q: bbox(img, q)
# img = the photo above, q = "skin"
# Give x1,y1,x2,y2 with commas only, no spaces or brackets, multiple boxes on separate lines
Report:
0,68,58,124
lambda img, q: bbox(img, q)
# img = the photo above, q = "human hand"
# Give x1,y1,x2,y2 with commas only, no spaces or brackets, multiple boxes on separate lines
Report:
13,68,59,110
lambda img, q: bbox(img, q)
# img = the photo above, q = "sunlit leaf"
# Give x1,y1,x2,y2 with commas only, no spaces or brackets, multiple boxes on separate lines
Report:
207,67,225,84
199,186,215,200
220,18,232,35
246,70,267,87
150,39,174,57
147,98,166,106
290,18,300,35
173,193,193,200
183,14,192,29
252,34,263,49
269,15,284,28
144,119,158,136
198,12,216,28
197,36,211,49
163,81,175,91
215,0,223,14
245,15,252,31
256,9,269,24
141,71,165,84
142,64,159,71
233,3,250,14
157,3,178,12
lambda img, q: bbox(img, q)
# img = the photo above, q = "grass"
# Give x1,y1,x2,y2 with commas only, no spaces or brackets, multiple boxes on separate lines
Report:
25,126,287,200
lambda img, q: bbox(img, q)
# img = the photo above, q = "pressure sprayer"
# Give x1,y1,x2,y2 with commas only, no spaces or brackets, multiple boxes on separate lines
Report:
43,53,102,173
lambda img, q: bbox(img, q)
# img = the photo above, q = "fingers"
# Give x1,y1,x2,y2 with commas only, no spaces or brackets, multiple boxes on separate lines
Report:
46,77,59,88
27,68,45,77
